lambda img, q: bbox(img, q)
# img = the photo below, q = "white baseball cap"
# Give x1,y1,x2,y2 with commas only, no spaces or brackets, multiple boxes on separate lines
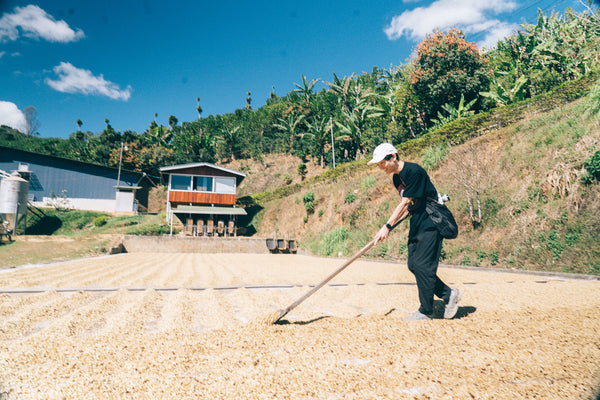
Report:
368,143,397,164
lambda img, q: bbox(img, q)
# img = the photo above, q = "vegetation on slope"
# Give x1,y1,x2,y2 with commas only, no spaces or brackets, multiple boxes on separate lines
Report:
249,90,600,275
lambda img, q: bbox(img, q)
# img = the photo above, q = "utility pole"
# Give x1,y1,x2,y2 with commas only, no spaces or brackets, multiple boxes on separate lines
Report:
117,142,125,186
330,116,336,169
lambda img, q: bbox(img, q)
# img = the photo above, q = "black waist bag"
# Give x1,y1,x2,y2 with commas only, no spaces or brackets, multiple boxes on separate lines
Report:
425,198,458,239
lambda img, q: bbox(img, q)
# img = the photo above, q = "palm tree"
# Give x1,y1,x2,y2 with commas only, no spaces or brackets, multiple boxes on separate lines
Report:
76,119,82,132
245,91,252,110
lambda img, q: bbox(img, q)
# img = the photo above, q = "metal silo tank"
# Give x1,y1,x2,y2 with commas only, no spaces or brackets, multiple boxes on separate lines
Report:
0,173,28,230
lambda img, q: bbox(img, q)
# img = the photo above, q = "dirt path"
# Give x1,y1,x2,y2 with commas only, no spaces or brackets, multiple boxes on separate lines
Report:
0,253,598,399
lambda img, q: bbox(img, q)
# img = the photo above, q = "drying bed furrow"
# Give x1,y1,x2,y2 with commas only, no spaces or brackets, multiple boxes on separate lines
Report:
154,289,197,335
0,291,92,340
223,287,273,323
205,254,240,286
47,258,133,288
92,289,162,336
67,255,158,288
192,289,238,331
29,290,131,339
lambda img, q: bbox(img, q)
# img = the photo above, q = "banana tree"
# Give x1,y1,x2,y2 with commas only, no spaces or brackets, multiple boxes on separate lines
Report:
172,123,216,163
273,113,306,153
480,74,528,106
146,123,173,147
335,103,382,159
218,124,242,161
325,73,355,112
430,94,477,129
303,115,332,167
293,75,321,106
526,9,597,79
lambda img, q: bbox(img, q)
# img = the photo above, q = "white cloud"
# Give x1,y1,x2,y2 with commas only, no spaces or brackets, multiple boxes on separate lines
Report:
476,22,519,50
385,0,518,44
0,51,5,59
0,101,26,133
45,62,132,101
0,5,84,43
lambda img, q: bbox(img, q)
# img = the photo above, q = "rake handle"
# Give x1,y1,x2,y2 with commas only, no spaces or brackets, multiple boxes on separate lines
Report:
275,239,376,322
273,216,408,324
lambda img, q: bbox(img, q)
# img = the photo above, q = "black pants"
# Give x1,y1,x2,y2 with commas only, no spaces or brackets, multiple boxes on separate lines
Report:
407,227,451,315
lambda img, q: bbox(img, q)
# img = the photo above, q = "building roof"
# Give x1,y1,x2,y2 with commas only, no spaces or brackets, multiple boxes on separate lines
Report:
0,145,144,177
159,162,246,184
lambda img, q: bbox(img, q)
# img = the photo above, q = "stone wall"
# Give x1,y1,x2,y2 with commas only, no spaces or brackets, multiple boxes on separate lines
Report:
122,235,272,254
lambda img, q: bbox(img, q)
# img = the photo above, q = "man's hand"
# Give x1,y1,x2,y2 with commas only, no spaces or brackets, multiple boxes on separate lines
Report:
373,225,390,245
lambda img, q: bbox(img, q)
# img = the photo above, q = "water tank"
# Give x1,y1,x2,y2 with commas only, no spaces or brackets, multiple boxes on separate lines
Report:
0,172,28,215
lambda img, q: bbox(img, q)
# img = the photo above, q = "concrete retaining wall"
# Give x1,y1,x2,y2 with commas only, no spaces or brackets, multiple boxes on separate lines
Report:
122,235,271,254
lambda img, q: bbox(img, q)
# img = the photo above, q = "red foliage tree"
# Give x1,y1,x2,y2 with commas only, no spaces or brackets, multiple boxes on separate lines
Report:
411,29,491,128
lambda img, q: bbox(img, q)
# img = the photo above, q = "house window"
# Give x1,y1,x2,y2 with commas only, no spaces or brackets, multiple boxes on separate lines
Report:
215,177,235,194
171,175,191,190
193,176,213,192
170,174,235,193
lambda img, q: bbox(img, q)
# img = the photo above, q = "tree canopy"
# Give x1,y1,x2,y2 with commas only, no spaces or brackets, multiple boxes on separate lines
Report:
3,7,600,177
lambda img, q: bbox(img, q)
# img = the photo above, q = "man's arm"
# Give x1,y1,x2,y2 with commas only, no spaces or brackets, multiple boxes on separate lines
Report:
373,196,412,244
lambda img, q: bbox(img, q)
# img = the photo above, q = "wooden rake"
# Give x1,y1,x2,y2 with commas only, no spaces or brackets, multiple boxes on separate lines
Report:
271,216,407,324
271,239,376,324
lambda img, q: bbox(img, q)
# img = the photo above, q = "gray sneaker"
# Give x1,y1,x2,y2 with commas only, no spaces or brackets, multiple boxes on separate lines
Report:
444,288,463,319
403,311,432,321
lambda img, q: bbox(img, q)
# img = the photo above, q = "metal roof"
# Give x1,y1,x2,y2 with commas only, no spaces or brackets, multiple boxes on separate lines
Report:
159,162,246,178
173,205,247,215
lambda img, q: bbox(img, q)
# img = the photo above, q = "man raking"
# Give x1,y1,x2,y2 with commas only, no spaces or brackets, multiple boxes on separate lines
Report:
370,143,462,321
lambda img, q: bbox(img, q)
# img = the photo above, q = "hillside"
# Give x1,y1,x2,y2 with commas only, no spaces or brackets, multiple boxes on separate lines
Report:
236,95,600,275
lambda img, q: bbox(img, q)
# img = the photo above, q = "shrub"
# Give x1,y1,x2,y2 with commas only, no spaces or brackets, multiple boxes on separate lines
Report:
320,227,349,256
345,192,357,204
489,250,499,266
127,224,173,236
421,142,448,171
581,150,600,185
302,192,315,213
297,163,307,180
302,192,315,203
93,215,109,227
304,201,314,213
360,175,377,191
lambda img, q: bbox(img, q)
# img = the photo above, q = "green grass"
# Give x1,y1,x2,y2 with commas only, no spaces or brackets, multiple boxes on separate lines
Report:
0,211,170,269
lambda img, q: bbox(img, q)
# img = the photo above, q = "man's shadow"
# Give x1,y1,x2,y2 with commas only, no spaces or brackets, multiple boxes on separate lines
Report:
433,300,476,319
274,316,330,325
275,303,476,325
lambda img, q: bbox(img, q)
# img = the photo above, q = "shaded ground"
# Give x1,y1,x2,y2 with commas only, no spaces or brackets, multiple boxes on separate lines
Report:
0,253,599,399
0,234,122,269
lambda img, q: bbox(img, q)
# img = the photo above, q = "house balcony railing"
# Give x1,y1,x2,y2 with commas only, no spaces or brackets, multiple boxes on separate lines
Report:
168,190,236,206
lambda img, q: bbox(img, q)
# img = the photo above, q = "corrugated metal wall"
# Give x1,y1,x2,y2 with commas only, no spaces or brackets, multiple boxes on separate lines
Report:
0,147,140,202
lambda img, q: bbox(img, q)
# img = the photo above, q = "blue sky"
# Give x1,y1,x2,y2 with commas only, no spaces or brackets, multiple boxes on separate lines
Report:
0,0,591,139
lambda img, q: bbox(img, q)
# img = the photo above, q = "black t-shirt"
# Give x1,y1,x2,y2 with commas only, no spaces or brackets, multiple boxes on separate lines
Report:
393,162,438,239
